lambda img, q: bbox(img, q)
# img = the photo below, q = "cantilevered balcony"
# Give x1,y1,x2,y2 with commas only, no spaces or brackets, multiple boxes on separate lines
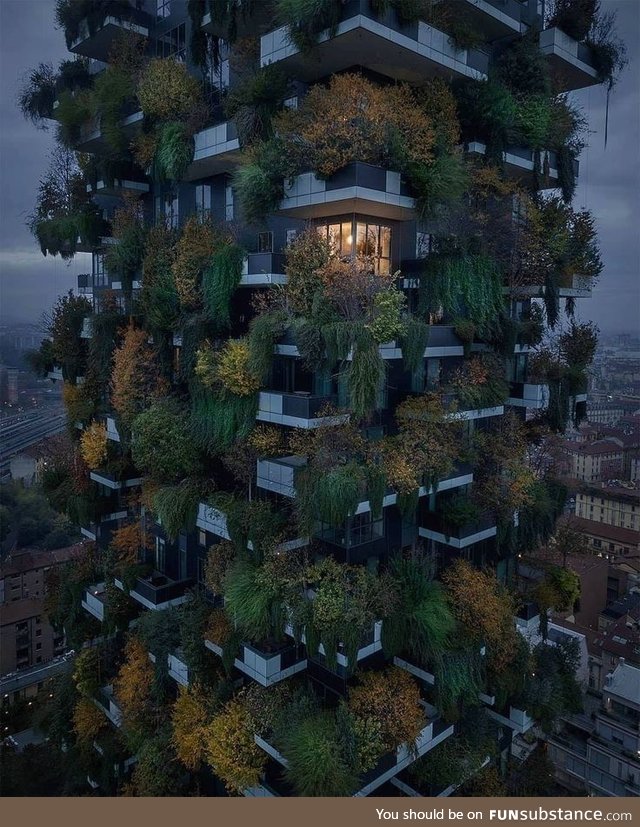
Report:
69,7,150,62
186,121,240,181
256,391,347,428
419,510,497,549
201,4,272,39
114,572,193,611
506,381,549,410
77,273,93,299
89,468,143,490
503,273,593,300
205,636,307,687
93,685,123,728
260,0,489,83
465,142,579,188
277,163,415,221
80,318,93,341
452,0,526,40
76,110,143,154
540,27,600,92
240,252,287,286
86,176,149,198
250,708,454,797
82,582,107,622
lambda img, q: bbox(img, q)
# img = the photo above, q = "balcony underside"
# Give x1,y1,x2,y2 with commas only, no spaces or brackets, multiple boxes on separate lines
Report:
262,18,488,84
278,188,415,221
70,18,149,62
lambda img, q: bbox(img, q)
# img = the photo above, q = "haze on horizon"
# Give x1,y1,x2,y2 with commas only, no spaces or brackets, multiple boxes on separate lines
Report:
0,0,638,334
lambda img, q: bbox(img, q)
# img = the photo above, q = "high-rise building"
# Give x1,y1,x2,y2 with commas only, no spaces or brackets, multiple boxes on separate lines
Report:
21,0,626,797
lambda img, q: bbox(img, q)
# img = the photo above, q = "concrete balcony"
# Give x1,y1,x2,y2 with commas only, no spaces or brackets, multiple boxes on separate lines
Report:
76,110,143,154
487,704,535,735
93,685,123,728
114,572,193,611
419,511,497,549
103,415,121,443
148,649,189,687
80,316,93,338
285,620,383,675
81,582,107,622
540,27,600,92
186,121,240,181
89,468,143,490
251,710,454,797
256,391,347,428
506,381,549,410
70,9,149,62
47,366,63,382
278,163,415,221
260,0,488,83
465,142,578,188
256,455,306,498
86,177,149,197
239,252,287,287
452,0,525,39
201,4,272,39
205,636,307,687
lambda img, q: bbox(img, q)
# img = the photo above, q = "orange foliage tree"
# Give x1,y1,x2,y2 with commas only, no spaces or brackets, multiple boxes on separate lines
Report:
73,697,106,745
442,559,518,680
110,522,150,567
110,324,167,428
348,666,425,755
114,635,155,737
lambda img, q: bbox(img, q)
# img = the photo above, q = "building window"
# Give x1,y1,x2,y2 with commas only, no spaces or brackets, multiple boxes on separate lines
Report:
194,183,211,222
209,54,229,92
286,229,298,246
258,231,273,253
156,192,178,229
155,537,166,573
156,23,186,62
198,530,206,547
317,220,392,274
416,231,431,259
36,643,42,651
224,183,234,221
93,252,107,287
156,0,171,18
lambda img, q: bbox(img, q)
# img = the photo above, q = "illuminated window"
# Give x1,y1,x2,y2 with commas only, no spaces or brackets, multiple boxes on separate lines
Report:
317,219,392,273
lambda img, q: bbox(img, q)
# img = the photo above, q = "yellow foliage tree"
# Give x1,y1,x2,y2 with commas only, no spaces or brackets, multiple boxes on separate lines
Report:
137,58,202,121
213,339,260,397
172,685,211,771
114,636,154,735
110,522,150,567
80,421,108,470
73,697,106,745
205,698,266,794
172,216,219,310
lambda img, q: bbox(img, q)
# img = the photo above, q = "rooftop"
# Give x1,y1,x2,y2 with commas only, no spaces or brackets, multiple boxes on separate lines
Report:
568,440,624,456
0,542,86,577
569,516,640,547
605,660,640,705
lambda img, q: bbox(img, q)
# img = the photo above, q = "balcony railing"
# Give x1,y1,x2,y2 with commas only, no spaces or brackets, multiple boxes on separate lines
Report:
419,510,497,549
205,636,307,687
187,121,240,180
70,7,150,62
257,391,345,427
115,572,193,611
260,0,488,84
278,162,416,221
81,582,107,622
540,27,599,92
240,252,287,286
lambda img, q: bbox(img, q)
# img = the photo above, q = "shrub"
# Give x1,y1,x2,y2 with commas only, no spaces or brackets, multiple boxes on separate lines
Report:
214,339,261,397
284,227,331,315
280,712,358,796
138,58,202,121
172,216,219,310
275,0,343,52
18,62,56,127
153,480,203,540
131,401,200,482
172,685,212,771
111,325,168,429
155,122,195,182
202,242,245,327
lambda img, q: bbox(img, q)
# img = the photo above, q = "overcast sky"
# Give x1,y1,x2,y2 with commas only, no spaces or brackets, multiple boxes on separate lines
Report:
0,0,638,332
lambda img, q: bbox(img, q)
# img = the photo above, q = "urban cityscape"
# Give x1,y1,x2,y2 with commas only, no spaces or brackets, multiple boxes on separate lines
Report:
0,0,638,803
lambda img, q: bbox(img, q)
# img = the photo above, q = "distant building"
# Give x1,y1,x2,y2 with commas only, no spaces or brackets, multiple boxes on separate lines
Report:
575,482,640,532
549,661,640,796
569,516,640,559
0,544,84,682
566,440,624,483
